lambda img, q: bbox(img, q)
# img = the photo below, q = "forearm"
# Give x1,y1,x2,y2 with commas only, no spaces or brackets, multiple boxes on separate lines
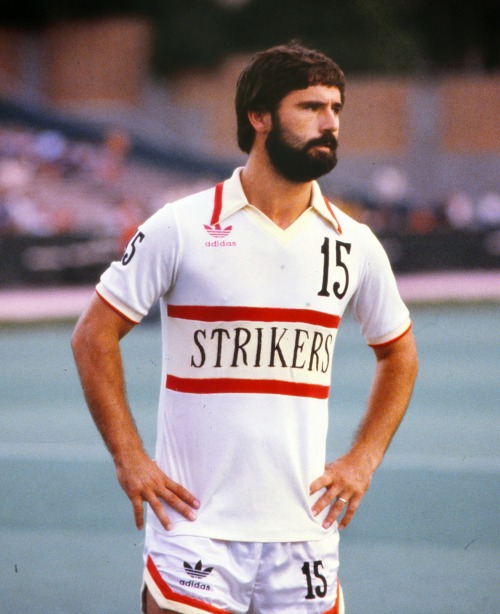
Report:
71,297,143,463
72,294,199,530
350,329,419,470
310,329,418,529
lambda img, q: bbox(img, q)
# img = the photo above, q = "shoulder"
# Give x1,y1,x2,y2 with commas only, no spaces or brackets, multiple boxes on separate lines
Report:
170,184,216,215
140,184,217,233
322,201,392,277
326,200,376,243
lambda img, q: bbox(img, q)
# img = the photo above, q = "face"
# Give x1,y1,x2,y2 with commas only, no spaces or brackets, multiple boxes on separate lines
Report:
265,85,342,183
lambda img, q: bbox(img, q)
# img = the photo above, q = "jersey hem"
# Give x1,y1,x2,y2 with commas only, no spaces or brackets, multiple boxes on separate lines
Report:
146,518,334,543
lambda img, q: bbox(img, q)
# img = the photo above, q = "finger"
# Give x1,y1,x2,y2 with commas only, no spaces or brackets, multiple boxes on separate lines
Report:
338,499,360,530
161,489,198,522
321,495,350,529
146,494,177,532
309,474,331,496
165,479,200,510
131,495,145,531
311,484,339,517
159,481,200,521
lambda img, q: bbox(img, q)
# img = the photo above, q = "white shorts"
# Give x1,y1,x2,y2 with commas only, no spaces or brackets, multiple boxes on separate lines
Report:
142,525,344,613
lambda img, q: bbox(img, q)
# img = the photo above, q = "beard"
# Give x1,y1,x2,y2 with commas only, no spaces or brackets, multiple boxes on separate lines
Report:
265,115,339,183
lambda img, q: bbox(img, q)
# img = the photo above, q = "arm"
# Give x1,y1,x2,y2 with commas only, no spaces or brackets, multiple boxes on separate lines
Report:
71,293,199,530
310,328,418,529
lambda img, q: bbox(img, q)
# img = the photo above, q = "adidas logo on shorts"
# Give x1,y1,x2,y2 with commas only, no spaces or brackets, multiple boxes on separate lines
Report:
180,560,213,591
183,560,213,579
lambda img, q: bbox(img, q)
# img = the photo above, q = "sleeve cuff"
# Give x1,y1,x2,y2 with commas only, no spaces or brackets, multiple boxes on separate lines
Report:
367,320,412,348
96,283,143,325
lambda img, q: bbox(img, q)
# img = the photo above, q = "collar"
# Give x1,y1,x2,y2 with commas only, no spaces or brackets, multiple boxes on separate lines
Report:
211,167,342,234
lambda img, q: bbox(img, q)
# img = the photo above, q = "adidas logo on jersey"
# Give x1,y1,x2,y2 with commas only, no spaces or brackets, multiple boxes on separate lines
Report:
204,224,232,238
204,223,237,247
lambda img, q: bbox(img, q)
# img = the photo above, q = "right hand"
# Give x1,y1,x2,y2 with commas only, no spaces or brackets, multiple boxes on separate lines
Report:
114,450,200,531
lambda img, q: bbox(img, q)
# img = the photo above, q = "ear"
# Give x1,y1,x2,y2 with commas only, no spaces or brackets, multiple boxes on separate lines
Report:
247,109,272,135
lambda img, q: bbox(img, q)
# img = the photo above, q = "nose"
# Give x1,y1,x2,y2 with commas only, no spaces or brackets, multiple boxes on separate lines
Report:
320,107,339,134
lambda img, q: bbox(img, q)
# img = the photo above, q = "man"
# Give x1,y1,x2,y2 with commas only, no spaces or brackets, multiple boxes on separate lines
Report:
72,42,418,613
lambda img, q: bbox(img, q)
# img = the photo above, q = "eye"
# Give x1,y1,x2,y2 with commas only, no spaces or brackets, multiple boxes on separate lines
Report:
301,102,322,111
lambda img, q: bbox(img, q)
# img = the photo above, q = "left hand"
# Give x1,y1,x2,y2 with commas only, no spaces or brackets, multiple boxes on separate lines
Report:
310,452,374,530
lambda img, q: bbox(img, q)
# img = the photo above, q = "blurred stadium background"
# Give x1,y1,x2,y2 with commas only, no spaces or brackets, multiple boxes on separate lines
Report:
0,2,499,613
0,0,499,289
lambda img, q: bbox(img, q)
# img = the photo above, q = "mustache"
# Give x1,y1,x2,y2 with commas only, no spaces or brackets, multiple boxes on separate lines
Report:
306,134,338,150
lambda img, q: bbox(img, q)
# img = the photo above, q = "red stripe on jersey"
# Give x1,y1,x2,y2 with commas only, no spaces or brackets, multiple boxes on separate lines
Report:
167,305,341,329
323,197,342,234
211,182,224,225
166,375,330,399
146,556,228,613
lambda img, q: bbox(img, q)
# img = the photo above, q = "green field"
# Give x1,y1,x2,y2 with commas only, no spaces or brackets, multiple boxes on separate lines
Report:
1,303,498,613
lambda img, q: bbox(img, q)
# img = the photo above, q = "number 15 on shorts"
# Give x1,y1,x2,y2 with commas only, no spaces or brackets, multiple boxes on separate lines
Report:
302,560,328,600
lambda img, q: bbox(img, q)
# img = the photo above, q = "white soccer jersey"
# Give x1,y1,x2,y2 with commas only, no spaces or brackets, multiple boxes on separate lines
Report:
97,168,411,542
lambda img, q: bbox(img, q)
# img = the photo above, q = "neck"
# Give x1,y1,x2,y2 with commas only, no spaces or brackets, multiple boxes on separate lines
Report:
240,154,313,230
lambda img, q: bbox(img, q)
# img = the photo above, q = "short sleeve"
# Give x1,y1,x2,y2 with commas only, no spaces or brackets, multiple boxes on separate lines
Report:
349,227,411,346
97,204,180,323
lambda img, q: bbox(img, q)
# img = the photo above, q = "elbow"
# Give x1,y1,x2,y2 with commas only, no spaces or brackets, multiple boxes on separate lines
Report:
71,318,86,363
410,350,419,384
410,331,419,373
71,309,96,364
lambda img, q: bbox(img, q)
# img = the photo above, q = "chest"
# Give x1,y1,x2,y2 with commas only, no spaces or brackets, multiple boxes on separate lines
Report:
169,209,362,317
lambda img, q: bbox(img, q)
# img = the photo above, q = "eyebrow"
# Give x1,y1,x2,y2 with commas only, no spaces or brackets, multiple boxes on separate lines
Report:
298,99,343,110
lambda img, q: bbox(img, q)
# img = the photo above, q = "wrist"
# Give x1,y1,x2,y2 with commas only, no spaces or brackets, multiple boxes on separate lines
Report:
347,444,384,474
111,439,146,468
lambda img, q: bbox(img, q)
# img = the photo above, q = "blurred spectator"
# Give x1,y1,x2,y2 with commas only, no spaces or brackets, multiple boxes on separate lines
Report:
108,196,147,253
476,192,500,229
372,165,410,206
93,128,131,187
370,165,412,232
4,190,54,236
0,158,33,190
0,121,495,243
0,191,13,233
408,207,438,233
32,130,67,177
0,122,168,240
444,191,476,229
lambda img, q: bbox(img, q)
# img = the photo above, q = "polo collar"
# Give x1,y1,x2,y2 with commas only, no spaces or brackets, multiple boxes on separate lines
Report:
211,167,342,234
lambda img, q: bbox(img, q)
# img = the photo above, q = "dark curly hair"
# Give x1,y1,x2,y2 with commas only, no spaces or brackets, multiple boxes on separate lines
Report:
235,42,345,153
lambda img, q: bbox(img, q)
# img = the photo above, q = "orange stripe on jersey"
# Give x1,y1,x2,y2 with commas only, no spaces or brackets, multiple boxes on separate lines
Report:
95,290,139,325
166,375,331,399
368,322,412,348
211,182,224,225
168,305,341,329
146,556,229,613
